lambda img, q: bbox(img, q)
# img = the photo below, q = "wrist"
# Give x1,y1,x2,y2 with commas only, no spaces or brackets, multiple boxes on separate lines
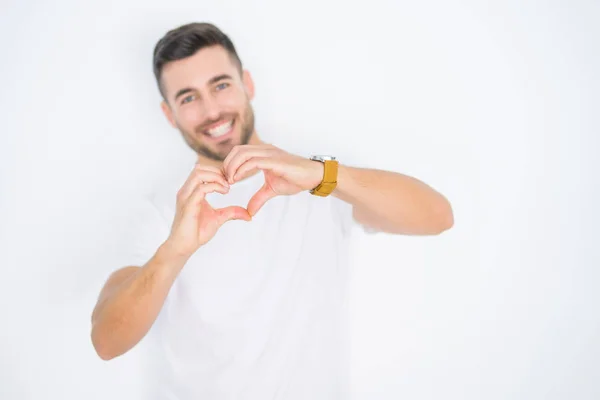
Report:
330,164,354,201
306,158,325,190
155,240,193,270
307,155,339,196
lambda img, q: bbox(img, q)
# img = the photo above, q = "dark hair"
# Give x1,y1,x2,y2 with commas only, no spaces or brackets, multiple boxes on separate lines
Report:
152,22,243,99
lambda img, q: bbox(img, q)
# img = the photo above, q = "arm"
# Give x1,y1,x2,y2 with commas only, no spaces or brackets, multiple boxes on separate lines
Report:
333,165,454,235
221,144,454,235
90,243,189,360
91,164,250,360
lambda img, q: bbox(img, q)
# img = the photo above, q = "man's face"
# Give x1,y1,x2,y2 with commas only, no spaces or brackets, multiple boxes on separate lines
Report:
160,45,256,162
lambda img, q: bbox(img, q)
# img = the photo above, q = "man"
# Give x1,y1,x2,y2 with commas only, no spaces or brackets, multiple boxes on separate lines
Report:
91,22,453,399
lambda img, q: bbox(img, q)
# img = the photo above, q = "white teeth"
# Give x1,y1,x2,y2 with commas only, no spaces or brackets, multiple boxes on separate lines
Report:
207,121,232,137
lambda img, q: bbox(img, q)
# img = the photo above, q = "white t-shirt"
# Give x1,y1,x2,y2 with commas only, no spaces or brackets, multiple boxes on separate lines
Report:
119,163,359,400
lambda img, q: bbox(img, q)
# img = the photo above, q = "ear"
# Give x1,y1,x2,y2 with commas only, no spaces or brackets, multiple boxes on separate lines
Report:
242,70,255,100
160,100,177,129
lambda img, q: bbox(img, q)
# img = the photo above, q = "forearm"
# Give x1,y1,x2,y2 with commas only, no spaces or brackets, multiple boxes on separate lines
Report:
333,165,453,235
91,243,189,360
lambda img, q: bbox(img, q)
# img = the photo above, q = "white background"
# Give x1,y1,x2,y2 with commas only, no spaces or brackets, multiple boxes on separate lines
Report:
1,0,598,399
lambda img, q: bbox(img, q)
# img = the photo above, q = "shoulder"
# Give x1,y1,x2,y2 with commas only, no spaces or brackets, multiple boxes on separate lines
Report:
142,162,194,218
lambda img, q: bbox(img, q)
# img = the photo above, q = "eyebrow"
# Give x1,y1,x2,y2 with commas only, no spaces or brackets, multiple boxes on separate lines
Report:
173,74,234,101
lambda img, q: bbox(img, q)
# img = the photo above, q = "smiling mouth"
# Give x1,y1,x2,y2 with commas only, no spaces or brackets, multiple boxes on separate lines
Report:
204,120,233,139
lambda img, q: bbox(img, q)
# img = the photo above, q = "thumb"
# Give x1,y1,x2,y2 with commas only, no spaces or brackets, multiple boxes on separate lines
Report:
216,206,252,225
247,182,277,217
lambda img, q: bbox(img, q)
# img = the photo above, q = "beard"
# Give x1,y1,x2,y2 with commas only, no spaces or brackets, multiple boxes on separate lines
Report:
179,101,255,162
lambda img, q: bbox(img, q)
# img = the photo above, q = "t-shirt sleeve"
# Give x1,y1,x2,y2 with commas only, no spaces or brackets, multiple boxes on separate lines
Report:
330,196,381,236
330,196,356,236
116,195,172,268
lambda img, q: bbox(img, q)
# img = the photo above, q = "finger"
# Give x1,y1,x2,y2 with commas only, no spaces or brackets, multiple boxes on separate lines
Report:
183,182,229,210
215,205,252,225
224,146,274,182
222,144,274,176
178,167,204,204
178,171,229,204
247,182,277,216
194,170,230,188
230,155,281,184
232,157,273,182
222,145,265,174
194,164,223,174
192,164,229,185
222,145,244,177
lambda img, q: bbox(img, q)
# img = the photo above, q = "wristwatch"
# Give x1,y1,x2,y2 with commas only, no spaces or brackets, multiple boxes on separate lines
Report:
309,155,338,197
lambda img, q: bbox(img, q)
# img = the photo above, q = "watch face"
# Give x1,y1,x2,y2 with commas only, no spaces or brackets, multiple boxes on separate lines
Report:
310,155,336,162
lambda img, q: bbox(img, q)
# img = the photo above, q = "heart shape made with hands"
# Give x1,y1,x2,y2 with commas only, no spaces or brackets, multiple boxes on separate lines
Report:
231,168,294,217
207,171,274,217
193,143,322,219
199,168,279,219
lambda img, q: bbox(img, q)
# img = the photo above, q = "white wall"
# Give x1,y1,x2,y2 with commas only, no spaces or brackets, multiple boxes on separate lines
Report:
1,0,598,399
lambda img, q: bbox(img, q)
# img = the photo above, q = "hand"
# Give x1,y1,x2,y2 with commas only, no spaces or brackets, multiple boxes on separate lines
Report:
164,164,251,258
222,144,324,216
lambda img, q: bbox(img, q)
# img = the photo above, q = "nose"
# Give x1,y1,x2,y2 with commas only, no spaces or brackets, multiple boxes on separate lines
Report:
202,94,221,122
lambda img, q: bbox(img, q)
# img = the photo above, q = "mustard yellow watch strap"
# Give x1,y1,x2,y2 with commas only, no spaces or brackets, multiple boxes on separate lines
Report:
310,159,338,197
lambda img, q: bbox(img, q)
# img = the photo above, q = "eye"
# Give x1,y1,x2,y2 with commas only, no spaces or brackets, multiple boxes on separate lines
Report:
181,94,195,105
215,82,230,91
